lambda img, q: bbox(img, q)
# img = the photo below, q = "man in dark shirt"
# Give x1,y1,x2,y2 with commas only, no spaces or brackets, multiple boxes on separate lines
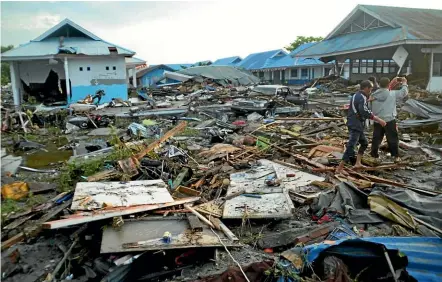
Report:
336,80,386,173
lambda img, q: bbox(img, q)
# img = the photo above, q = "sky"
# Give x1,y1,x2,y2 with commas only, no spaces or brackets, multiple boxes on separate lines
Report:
2,0,442,65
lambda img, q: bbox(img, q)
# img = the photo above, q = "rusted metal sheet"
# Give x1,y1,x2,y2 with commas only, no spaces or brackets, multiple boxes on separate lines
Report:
71,180,173,211
100,217,240,253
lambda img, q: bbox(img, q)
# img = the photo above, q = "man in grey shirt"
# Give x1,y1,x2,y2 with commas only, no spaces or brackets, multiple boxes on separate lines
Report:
369,77,407,161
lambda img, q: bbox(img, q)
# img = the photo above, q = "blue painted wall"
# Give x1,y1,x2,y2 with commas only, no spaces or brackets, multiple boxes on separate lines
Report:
140,68,169,87
287,79,311,85
70,84,127,104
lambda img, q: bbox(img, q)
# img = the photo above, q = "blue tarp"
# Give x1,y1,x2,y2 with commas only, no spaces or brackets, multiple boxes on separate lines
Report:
282,237,442,282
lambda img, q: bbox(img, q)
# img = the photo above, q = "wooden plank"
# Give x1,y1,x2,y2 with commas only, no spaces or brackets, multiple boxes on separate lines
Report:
249,135,325,169
134,121,187,160
209,217,239,242
43,197,200,229
186,214,203,232
275,117,343,121
1,200,72,251
71,180,173,210
184,204,215,228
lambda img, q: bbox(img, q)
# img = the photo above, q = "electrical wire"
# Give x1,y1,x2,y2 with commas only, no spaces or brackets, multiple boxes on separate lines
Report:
210,228,251,282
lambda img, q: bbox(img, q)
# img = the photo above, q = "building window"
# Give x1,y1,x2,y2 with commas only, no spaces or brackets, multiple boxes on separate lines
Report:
383,60,390,74
106,66,109,70
360,59,367,74
376,60,383,73
389,60,397,73
433,54,442,77
352,59,360,74
301,68,308,77
367,60,374,73
291,69,298,78
87,67,91,71
113,66,116,70
79,67,83,71
258,72,264,78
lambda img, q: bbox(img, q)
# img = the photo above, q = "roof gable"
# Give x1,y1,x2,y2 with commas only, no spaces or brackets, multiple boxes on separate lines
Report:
326,5,442,41
136,64,174,78
212,56,242,66
33,18,101,42
237,49,284,70
326,5,394,39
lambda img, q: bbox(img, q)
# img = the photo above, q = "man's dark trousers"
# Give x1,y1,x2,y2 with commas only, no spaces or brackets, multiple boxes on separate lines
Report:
342,129,368,164
371,120,399,158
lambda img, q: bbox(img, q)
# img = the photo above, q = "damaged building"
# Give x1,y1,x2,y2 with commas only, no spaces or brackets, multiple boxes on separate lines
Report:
294,4,442,91
2,18,139,106
236,47,350,85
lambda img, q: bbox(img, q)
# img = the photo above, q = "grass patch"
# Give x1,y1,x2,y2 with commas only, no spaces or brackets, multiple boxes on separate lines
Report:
178,127,200,137
57,145,135,192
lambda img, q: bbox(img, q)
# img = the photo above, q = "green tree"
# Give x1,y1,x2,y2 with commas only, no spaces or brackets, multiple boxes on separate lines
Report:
1,45,14,86
285,36,323,52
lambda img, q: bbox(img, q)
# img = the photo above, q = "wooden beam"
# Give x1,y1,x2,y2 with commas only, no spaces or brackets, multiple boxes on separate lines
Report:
184,204,215,228
275,117,343,121
43,197,199,229
209,217,239,242
1,200,72,251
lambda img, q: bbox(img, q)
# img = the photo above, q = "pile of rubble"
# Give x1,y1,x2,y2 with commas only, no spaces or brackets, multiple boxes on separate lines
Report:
1,81,442,282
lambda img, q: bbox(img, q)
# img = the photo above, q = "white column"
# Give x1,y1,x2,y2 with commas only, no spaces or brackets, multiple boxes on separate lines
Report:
126,69,130,84
132,67,137,88
10,62,20,107
428,51,434,91
64,57,71,101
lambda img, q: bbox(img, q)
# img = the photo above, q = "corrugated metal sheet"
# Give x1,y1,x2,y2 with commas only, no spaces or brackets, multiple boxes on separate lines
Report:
362,5,442,40
136,65,174,78
236,49,282,70
289,42,319,56
297,237,442,282
164,64,193,71
2,37,134,58
176,65,260,86
212,56,242,66
296,27,411,57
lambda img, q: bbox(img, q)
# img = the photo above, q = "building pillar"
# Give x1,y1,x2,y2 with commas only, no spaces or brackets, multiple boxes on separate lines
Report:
126,69,130,84
10,61,20,107
64,57,71,102
428,50,434,91
132,67,137,88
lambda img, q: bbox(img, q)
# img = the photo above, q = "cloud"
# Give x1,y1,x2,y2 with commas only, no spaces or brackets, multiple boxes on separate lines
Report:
18,14,62,30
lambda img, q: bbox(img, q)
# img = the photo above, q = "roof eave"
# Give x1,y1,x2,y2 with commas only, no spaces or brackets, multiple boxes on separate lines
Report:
1,55,56,61
296,39,442,59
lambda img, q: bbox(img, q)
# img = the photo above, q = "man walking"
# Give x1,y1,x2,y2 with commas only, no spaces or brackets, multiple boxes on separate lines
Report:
370,77,405,161
336,80,386,173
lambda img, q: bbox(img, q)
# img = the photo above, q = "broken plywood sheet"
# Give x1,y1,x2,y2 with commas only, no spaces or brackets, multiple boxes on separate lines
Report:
71,180,173,210
223,192,294,219
259,159,325,191
100,217,239,253
228,164,282,195
223,161,294,219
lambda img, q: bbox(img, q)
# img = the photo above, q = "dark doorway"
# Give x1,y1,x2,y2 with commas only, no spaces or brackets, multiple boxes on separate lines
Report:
273,70,281,84
21,69,68,105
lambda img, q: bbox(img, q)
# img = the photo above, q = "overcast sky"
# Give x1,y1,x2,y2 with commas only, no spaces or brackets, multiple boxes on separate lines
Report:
2,0,442,64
